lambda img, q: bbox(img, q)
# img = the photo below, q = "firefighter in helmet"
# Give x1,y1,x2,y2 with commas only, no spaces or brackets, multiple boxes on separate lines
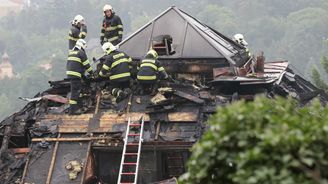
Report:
100,4,123,46
99,42,132,102
66,39,93,115
137,49,168,94
68,15,87,50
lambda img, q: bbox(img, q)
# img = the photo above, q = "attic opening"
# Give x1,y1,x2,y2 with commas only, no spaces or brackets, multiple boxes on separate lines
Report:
152,35,176,56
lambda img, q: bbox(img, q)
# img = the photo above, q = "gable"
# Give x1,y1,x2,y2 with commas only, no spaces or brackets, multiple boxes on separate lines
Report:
119,6,248,66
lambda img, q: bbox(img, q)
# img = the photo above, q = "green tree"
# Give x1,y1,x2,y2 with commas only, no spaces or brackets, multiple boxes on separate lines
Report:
312,55,328,92
276,8,328,75
180,97,328,184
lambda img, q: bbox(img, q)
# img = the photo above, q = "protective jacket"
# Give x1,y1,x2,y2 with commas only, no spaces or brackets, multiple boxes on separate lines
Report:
99,50,132,82
137,54,168,83
100,13,123,45
66,48,92,79
68,24,87,50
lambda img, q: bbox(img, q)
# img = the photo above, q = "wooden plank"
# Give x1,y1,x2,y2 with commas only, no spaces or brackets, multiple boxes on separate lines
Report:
58,127,88,133
20,158,30,184
46,133,60,184
174,90,204,104
100,113,150,122
43,114,93,120
58,127,114,133
94,90,101,114
168,112,198,122
81,141,92,184
32,137,115,142
9,148,31,154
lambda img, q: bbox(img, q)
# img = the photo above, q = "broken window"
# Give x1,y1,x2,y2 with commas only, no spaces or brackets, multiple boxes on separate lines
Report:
152,35,176,56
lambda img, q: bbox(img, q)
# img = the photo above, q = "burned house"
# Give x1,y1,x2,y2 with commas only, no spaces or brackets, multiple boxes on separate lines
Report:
1,6,327,184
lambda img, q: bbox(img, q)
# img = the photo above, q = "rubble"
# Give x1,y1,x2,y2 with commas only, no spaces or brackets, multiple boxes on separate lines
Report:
1,6,327,184
65,160,83,180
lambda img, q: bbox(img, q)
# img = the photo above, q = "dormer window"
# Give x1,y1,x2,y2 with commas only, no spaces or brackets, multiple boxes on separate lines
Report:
152,35,176,56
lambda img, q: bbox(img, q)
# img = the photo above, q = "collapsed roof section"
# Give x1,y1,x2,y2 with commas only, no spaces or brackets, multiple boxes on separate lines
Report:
119,6,248,67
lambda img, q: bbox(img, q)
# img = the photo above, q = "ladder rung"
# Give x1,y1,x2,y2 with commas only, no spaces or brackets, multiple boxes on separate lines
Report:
125,153,138,156
121,172,135,175
123,162,137,165
128,133,140,136
127,143,139,146
129,124,141,126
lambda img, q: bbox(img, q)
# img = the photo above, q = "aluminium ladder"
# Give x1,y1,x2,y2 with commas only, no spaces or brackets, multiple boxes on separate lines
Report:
117,116,145,184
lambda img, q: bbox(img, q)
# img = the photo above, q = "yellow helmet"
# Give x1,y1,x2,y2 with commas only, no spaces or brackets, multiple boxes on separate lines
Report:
147,49,158,59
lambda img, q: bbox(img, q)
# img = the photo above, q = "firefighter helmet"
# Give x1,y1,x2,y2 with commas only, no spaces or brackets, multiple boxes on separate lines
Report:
75,39,87,50
233,33,248,46
102,42,117,54
147,49,158,59
72,15,85,25
103,4,113,12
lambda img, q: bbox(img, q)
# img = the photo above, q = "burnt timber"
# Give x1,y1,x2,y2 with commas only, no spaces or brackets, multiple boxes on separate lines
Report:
1,6,328,184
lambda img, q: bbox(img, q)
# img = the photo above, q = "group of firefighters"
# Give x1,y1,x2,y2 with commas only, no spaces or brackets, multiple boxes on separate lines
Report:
66,4,168,115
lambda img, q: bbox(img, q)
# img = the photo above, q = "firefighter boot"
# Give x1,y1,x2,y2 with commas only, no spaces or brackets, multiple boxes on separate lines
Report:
112,88,127,103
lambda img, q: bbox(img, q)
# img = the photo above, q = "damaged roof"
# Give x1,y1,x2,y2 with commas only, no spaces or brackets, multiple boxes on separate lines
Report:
1,6,328,184
119,6,248,66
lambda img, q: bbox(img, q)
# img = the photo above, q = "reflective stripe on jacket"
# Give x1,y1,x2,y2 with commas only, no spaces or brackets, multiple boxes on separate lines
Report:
99,50,132,82
100,13,123,45
68,25,87,50
66,49,92,79
137,57,167,82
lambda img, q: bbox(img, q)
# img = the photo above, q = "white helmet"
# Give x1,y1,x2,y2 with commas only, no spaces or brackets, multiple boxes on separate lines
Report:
102,42,117,54
147,49,158,59
75,39,87,50
72,14,85,25
103,4,113,12
233,33,248,46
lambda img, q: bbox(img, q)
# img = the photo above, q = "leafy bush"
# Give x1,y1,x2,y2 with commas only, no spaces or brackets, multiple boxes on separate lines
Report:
180,97,328,184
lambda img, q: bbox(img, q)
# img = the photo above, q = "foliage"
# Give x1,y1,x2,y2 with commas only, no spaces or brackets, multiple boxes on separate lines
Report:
180,97,328,184
311,42,328,93
276,7,328,74
312,67,328,93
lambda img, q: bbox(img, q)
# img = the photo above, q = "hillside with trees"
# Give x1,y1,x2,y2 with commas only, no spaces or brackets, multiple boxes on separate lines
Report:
0,0,328,120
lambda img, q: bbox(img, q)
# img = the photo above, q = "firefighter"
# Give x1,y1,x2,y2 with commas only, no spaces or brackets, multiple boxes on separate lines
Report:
68,15,87,50
66,39,93,115
99,42,132,101
137,49,168,95
100,4,123,46
233,33,252,56
234,33,256,73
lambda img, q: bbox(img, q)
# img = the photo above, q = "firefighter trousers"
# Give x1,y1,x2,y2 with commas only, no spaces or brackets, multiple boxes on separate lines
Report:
69,79,82,114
